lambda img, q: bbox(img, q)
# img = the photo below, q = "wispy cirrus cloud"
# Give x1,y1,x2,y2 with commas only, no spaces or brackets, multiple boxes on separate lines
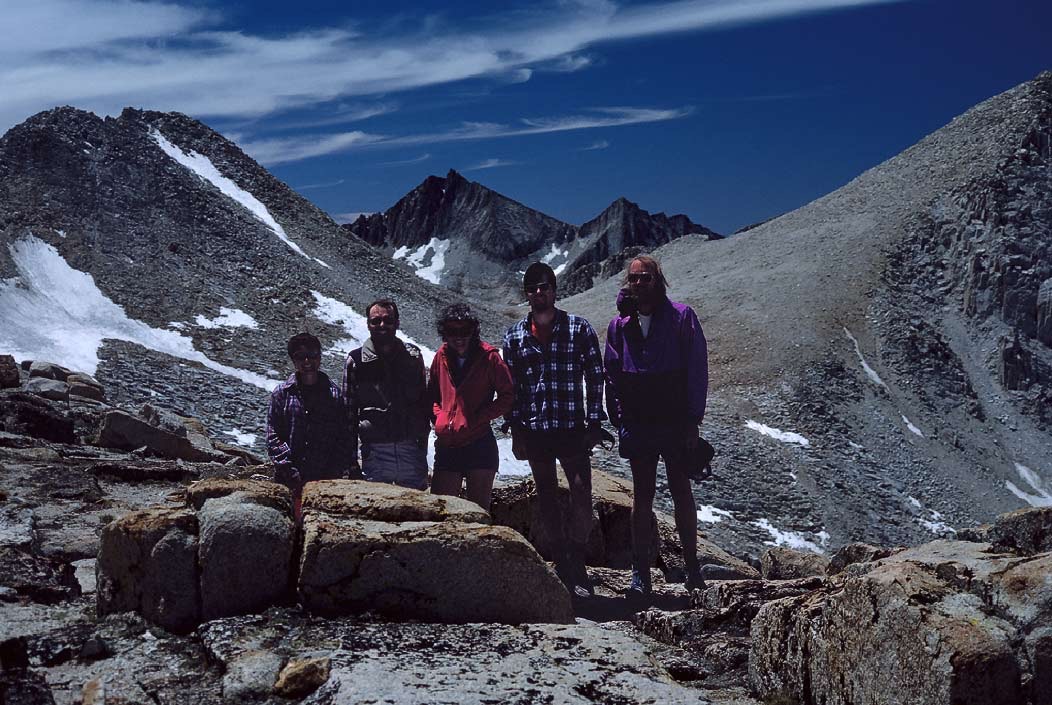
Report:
379,153,432,166
294,178,346,191
464,158,519,171
581,139,610,151
239,107,688,165
0,0,904,134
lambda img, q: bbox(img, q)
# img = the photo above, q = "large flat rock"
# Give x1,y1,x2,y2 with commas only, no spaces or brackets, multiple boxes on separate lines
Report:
302,479,490,523
298,515,573,624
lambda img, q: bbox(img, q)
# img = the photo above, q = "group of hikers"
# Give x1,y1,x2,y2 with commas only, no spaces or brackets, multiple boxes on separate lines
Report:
266,255,708,598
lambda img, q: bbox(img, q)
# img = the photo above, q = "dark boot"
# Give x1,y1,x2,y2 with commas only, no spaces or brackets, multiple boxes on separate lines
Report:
568,541,593,596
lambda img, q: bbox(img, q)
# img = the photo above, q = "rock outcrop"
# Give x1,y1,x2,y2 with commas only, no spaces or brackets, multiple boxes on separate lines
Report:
749,536,1052,705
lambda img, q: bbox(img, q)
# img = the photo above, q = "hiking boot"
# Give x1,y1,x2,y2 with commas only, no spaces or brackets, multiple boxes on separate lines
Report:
685,566,706,592
626,568,652,598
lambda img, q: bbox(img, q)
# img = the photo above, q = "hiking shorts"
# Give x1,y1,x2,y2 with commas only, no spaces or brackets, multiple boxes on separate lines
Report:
617,422,690,461
523,428,589,465
362,440,429,490
433,432,499,474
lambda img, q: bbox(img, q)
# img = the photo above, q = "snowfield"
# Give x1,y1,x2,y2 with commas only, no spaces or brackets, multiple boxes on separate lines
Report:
0,235,275,390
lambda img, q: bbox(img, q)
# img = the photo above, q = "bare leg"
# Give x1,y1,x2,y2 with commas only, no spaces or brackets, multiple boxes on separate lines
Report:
628,454,659,571
559,453,593,546
463,468,497,511
430,470,464,499
664,451,699,573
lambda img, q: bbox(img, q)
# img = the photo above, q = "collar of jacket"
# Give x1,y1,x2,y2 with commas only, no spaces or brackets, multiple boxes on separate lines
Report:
524,307,568,334
618,294,671,324
361,336,408,364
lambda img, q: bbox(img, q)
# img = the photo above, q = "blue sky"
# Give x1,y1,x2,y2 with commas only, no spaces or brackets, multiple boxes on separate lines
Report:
3,1,1050,233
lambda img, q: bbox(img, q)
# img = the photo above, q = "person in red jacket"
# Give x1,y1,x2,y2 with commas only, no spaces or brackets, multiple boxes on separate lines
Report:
428,303,514,510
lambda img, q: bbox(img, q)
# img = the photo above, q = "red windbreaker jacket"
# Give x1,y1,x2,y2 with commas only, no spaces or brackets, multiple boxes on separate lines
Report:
429,341,515,448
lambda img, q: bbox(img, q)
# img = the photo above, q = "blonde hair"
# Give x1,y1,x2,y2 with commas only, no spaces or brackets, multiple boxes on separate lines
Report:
624,255,669,296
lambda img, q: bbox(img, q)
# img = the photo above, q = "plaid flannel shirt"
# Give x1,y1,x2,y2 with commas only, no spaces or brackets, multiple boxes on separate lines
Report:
502,308,606,431
266,371,353,486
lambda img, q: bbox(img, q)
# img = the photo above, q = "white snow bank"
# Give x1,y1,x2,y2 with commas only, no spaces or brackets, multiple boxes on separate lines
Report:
843,327,888,389
150,128,329,268
194,307,258,330
310,290,435,365
0,236,275,390
394,238,450,285
752,519,828,553
901,415,924,437
697,505,734,524
541,243,570,275
907,496,956,536
745,420,810,447
223,429,258,447
497,437,531,476
1006,462,1052,508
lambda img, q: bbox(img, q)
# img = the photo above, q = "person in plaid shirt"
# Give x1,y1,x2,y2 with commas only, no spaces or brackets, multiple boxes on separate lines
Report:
503,262,605,596
266,332,357,520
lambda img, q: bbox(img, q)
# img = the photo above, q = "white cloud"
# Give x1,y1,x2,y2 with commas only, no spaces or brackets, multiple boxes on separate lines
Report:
581,139,610,151
0,0,902,136
379,152,432,166
295,178,346,191
464,158,518,171
241,107,689,165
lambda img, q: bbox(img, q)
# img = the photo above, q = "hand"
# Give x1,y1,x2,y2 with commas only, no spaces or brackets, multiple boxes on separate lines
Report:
511,425,528,461
684,426,700,450
584,424,604,452
347,462,363,480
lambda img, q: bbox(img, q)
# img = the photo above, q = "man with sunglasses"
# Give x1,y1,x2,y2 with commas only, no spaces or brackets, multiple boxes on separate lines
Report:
266,332,358,519
605,255,709,597
343,299,431,490
502,262,606,595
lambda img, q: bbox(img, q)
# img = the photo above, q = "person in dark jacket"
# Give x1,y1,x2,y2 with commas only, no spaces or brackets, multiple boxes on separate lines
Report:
343,299,431,490
428,303,514,510
266,332,357,520
604,255,709,596
503,262,606,595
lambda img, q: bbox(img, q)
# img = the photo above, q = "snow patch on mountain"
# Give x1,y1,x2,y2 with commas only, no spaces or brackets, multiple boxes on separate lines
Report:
1006,462,1052,507
150,128,330,268
194,307,258,329
541,242,570,275
697,505,735,524
843,326,888,389
0,236,275,390
223,429,258,447
901,415,924,437
752,518,829,553
745,420,810,447
394,238,450,285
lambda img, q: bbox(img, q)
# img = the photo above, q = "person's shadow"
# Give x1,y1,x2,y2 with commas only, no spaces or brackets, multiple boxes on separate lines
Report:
571,567,692,622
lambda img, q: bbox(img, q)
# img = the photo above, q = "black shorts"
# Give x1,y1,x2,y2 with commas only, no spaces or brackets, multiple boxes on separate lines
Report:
433,432,499,474
523,428,588,464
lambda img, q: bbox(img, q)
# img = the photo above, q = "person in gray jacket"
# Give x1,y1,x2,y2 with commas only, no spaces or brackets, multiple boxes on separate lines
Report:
343,299,431,489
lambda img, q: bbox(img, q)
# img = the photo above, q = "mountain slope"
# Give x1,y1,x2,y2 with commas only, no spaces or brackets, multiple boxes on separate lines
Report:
345,169,719,301
0,107,513,443
569,71,1052,557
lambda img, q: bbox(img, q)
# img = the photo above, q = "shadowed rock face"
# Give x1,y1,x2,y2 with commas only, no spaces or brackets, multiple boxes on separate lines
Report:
344,170,720,302
749,538,1052,705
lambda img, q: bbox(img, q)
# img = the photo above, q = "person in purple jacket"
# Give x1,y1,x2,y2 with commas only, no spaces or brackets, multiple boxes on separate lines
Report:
604,255,709,597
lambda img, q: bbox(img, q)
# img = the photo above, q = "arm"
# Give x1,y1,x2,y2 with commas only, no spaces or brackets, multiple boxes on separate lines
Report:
502,334,524,428
603,318,623,428
341,352,360,466
479,351,515,423
265,388,297,484
682,307,709,424
579,320,607,425
428,353,442,422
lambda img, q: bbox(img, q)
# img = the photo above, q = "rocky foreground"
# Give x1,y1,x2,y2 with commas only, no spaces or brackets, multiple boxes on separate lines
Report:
1,357,1050,704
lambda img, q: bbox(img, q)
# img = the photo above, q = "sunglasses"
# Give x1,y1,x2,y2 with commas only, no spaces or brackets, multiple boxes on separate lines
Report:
444,325,475,338
524,282,553,294
627,272,654,284
368,315,397,326
291,350,321,362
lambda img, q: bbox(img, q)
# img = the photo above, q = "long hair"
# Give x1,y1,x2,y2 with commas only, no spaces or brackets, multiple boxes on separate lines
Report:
624,255,669,297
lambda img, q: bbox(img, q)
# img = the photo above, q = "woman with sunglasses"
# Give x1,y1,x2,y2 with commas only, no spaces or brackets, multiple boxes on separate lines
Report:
428,303,514,509
266,332,357,520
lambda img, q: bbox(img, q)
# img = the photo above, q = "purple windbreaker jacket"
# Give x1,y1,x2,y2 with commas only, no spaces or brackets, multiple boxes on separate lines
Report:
604,293,708,428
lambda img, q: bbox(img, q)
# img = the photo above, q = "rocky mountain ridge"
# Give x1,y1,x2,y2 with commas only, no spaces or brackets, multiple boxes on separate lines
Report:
344,169,720,300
